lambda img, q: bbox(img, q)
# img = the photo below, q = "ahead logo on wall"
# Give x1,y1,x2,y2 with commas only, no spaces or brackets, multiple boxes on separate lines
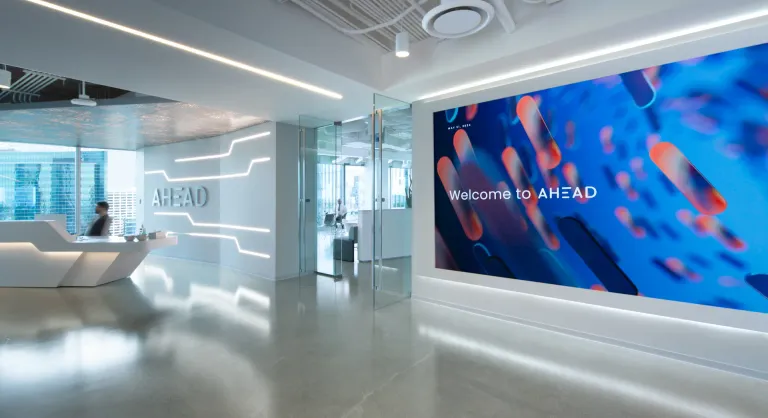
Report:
153,186,209,207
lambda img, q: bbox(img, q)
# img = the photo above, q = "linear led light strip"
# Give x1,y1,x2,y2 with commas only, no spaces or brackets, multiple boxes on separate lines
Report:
187,232,270,259
175,131,271,163
145,157,269,182
419,7,768,100
22,0,342,100
154,212,270,233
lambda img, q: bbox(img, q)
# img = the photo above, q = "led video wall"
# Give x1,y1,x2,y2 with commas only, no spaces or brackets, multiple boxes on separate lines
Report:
433,42,768,313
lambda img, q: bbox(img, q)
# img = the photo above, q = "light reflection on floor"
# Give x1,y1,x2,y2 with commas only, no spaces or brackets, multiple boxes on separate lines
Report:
0,256,766,418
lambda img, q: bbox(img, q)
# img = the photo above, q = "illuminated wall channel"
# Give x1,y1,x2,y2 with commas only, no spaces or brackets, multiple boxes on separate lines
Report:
433,41,768,314
143,123,300,279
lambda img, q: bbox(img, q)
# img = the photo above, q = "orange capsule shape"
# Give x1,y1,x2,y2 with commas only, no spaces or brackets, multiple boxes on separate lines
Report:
453,129,476,165
616,171,638,201
516,95,561,169
562,162,588,203
526,205,559,250
501,147,537,209
615,207,646,238
600,126,615,154
465,104,478,121
437,157,483,241
650,142,727,215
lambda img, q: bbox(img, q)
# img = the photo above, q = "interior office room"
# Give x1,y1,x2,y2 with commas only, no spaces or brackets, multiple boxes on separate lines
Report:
1,0,768,417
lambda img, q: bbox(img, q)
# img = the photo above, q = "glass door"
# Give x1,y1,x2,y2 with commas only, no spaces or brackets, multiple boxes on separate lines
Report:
372,94,413,309
298,116,343,278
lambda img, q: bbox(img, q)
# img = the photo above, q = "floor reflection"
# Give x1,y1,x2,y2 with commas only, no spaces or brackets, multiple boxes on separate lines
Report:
0,256,766,418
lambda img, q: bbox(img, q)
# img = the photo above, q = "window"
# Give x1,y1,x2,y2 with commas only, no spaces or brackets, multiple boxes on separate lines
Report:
344,165,364,221
316,162,342,226
389,167,411,209
0,142,137,236
81,149,137,236
0,142,78,234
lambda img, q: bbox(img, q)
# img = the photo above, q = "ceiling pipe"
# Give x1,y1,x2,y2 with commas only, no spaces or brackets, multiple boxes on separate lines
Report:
0,69,63,103
11,73,42,103
21,74,53,103
290,0,427,35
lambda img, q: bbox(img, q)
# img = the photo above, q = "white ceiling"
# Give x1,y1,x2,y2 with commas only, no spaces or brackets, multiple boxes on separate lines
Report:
1,0,767,128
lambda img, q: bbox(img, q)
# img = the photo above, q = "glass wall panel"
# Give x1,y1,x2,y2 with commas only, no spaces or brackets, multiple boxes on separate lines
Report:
388,167,411,209
298,116,343,278
344,165,364,222
0,142,77,234
80,149,137,236
372,94,413,310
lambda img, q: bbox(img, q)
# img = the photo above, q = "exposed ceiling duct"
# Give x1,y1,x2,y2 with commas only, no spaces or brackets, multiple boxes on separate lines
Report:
285,0,436,51
287,0,564,51
0,64,130,105
0,68,64,104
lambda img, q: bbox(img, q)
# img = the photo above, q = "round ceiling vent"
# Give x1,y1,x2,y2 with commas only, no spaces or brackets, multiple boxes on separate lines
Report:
422,0,495,39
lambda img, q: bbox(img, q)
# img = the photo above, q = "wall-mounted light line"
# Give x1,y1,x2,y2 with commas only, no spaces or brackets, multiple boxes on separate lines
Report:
175,132,271,163
145,157,270,182
154,212,270,233
187,232,270,259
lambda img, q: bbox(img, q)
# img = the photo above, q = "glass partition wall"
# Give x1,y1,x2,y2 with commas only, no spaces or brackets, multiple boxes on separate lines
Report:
371,94,413,310
298,96,413,307
298,116,343,278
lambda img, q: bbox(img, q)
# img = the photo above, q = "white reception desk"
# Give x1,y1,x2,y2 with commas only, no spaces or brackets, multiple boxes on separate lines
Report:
0,221,177,287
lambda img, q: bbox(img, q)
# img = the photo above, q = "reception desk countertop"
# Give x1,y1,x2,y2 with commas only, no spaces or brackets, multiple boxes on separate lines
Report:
0,221,177,287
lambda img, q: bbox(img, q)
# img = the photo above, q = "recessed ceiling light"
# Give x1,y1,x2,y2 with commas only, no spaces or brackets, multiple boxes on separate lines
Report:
419,7,768,100
22,0,343,100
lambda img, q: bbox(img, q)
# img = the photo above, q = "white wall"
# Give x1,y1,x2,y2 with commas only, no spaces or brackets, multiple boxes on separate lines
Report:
143,122,300,280
412,24,768,376
275,122,301,279
144,132,226,265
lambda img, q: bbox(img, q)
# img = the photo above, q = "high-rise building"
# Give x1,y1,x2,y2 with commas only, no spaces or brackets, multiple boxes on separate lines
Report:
107,190,137,236
0,147,106,234
79,150,107,234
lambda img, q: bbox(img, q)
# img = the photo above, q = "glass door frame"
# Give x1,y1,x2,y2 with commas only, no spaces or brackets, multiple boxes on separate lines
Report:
371,94,413,309
298,116,343,279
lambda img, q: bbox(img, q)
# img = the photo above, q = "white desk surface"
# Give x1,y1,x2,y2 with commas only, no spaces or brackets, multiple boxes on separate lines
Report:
0,221,176,253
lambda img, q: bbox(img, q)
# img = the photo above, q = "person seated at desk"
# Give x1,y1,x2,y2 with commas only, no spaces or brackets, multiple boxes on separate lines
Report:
84,201,112,237
335,199,347,230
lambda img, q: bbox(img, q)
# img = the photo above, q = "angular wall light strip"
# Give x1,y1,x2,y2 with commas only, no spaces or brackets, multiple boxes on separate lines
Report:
419,7,768,100
22,0,343,99
145,157,270,182
175,131,271,163
154,212,270,233
187,232,271,259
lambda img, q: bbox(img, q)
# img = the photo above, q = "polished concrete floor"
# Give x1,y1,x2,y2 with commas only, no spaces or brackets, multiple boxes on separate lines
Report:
1,256,766,418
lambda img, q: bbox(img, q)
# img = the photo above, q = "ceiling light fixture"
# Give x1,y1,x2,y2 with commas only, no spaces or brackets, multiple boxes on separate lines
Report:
395,32,410,58
419,7,768,100
22,0,343,100
422,0,496,39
